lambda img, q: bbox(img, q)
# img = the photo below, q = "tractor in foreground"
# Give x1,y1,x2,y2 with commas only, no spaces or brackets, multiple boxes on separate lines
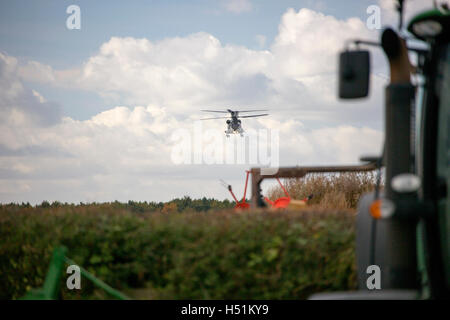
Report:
251,1,449,299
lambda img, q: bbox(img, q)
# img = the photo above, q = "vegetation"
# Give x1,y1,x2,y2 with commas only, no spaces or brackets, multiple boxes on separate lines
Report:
267,172,379,210
0,173,378,300
0,206,356,300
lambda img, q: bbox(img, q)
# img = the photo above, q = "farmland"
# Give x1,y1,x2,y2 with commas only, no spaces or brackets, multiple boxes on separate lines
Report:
0,173,376,300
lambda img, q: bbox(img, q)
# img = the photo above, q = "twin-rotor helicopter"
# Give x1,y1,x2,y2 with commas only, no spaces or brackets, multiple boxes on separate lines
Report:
200,109,269,137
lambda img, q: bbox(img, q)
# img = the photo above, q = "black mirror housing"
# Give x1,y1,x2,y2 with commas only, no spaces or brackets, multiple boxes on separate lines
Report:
338,50,370,99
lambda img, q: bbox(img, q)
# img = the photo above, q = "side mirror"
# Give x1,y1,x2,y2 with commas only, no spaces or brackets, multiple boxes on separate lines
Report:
338,50,370,99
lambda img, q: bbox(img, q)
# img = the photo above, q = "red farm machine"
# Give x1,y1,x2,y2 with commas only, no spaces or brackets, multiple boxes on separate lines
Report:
222,170,316,210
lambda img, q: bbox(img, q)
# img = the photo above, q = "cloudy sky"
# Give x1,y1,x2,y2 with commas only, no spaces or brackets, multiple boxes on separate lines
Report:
0,0,431,204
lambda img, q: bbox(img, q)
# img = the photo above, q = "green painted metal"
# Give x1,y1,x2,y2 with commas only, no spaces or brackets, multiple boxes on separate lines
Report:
64,257,130,300
416,222,431,299
407,8,450,40
21,246,130,300
21,246,68,300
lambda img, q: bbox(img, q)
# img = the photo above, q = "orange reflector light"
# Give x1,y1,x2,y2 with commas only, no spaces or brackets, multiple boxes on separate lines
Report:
370,199,382,219
370,198,395,219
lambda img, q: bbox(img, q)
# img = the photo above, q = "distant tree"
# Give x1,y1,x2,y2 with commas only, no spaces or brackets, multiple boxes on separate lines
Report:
51,201,61,207
161,202,178,214
40,201,50,208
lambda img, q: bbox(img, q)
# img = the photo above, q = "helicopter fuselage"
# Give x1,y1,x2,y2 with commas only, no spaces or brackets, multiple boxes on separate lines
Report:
225,114,244,137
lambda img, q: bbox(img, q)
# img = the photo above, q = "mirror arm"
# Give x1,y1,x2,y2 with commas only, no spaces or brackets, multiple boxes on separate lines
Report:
345,39,427,55
344,39,380,50
354,40,381,48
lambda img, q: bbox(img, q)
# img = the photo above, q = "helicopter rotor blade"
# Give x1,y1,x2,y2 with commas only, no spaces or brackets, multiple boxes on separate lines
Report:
219,179,230,189
238,113,269,118
235,109,269,113
201,110,229,113
200,116,231,120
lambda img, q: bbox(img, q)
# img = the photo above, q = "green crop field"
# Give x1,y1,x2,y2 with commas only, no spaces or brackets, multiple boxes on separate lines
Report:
0,205,357,300
0,173,377,300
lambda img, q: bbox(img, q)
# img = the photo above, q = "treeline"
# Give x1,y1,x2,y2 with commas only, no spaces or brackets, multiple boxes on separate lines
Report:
0,196,235,213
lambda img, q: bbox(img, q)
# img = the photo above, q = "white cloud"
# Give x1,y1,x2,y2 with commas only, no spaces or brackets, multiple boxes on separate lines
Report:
1,8,386,203
24,33,272,112
271,9,373,78
0,52,61,131
19,8,383,122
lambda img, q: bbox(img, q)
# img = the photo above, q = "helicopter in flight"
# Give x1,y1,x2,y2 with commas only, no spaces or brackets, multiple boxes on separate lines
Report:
200,109,269,137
